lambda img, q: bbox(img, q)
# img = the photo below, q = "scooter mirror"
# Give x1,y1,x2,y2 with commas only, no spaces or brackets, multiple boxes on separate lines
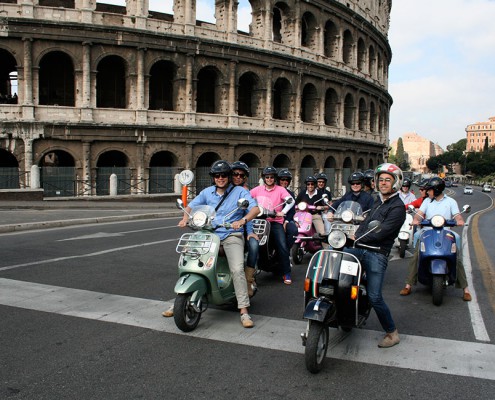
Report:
176,199,184,210
407,205,416,212
462,205,471,213
368,220,382,233
237,198,250,209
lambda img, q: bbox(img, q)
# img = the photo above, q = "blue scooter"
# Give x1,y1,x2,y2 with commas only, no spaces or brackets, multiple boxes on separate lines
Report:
412,204,470,306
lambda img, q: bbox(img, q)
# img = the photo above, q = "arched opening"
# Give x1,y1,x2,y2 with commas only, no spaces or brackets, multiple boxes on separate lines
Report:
196,67,220,114
195,152,220,192
325,88,339,126
96,55,127,109
323,156,337,195
301,12,317,50
0,149,20,189
369,101,377,133
342,157,353,192
300,155,316,186
39,150,76,197
238,152,261,188
301,83,318,123
149,151,178,193
344,94,355,129
149,60,176,111
369,45,376,78
357,38,366,72
273,78,292,120
358,97,367,131
343,30,354,65
238,72,261,117
324,20,339,59
39,51,75,106
0,49,18,104
357,158,366,171
273,3,290,44
96,150,130,195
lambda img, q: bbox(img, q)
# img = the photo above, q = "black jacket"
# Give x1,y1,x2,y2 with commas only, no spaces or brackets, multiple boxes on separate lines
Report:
353,192,405,254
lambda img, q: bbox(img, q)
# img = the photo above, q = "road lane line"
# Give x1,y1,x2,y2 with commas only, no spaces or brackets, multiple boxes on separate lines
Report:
0,238,178,272
1,278,494,381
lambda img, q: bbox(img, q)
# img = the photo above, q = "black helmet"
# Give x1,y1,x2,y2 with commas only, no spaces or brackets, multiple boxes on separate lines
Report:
316,173,328,182
425,177,445,196
277,169,292,182
363,169,375,185
348,171,364,184
231,161,250,177
402,178,412,188
305,176,317,184
419,179,429,189
262,166,278,177
209,160,232,176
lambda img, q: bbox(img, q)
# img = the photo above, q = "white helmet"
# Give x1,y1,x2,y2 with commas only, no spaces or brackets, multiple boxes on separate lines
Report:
374,163,403,193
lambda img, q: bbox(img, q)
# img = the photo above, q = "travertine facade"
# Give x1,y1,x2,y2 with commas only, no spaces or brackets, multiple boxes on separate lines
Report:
390,132,443,173
466,116,495,152
0,0,393,196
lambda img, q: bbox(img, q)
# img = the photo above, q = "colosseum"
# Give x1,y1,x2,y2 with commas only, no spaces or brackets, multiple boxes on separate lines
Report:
0,0,392,197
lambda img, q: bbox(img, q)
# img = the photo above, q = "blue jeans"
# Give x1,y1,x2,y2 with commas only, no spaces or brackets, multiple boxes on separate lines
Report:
247,221,291,275
285,221,298,250
345,247,396,333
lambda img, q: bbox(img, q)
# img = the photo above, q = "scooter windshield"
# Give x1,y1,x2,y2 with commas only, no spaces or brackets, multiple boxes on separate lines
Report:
255,196,275,213
189,205,216,229
333,201,364,219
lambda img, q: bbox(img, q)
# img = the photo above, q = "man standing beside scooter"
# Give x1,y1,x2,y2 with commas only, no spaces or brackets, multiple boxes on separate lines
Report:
399,177,472,301
166,160,260,328
345,163,406,348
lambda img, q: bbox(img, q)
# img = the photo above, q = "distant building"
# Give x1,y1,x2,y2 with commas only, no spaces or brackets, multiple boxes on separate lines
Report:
466,116,495,152
390,132,443,173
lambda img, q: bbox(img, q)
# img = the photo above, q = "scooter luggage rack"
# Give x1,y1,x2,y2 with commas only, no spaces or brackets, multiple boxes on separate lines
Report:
176,233,214,256
329,223,358,237
252,219,268,235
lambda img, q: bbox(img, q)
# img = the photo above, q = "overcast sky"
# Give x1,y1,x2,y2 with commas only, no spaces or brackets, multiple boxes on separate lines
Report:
108,0,495,150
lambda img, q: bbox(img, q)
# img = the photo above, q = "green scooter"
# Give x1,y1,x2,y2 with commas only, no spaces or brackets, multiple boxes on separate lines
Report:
173,198,249,332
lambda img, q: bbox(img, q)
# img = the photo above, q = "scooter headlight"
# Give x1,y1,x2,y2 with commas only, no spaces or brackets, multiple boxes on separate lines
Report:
341,210,353,223
192,211,208,228
328,230,347,249
431,215,445,228
298,202,308,211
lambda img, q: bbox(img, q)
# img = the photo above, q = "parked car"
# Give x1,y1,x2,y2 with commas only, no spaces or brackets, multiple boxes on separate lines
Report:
464,186,473,195
482,184,492,193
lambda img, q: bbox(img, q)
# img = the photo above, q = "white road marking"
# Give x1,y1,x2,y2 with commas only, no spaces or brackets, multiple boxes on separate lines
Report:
59,232,124,241
0,238,178,272
1,278,494,381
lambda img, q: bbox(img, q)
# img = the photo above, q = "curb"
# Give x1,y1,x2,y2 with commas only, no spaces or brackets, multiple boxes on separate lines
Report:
0,212,181,233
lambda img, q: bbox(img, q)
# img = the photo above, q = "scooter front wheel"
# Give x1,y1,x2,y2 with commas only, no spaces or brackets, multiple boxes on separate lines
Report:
174,293,202,332
305,321,329,374
291,244,304,265
432,275,444,306
399,239,407,258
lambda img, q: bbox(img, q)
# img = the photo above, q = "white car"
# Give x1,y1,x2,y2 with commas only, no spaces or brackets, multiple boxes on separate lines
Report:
482,184,492,193
464,186,473,195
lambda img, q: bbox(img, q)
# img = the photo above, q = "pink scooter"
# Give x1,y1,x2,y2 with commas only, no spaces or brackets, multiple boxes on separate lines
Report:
291,201,326,264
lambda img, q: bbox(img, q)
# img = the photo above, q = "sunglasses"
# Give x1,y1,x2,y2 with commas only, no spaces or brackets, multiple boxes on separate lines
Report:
351,182,361,186
213,173,228,179
419,188,426,191
307,183,315,186
232,173,246,178
265,176,275,179
279,178,290,182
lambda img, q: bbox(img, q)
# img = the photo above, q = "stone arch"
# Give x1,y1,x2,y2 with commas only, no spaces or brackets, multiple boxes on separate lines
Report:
38,149,76,197
149,60,177,111
196,66,222,114
324,87,339,126
96,150,130,195
342,29,354,65
300,154,316,183
238,151,261,187
368,45,376,78
323,155,337,193
343,93,355,129
96,55,127,108
301,82,318,123
195,151,221,192
0,49,19,103
369,101,377,133
357,157,366,171
238,71,262,117
0,149,20,189
357,38,366,72
358,97,367,131
273,2,291,45
301,11,318,50
342,156,353,190
149,150,178,193
38,51,75,106
273,77,293,120
323,19,339,59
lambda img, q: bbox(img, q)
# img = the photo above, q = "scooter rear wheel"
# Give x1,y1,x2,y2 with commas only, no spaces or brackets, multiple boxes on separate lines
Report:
399,239,407,258
305,321,329,374
291,244,304,265
174,293,202,332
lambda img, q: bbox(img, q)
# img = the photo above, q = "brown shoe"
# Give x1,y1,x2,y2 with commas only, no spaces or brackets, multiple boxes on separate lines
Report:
463,292,472,302
400,286,411,296
162,306,174,317
378,329,400,348
240,313,254,328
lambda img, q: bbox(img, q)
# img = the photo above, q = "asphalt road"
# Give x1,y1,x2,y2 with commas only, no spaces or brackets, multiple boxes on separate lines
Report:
1,187,494,399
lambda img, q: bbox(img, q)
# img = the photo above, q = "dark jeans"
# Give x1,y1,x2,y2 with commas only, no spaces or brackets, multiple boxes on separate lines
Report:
345,247,397,333
286,221,298,250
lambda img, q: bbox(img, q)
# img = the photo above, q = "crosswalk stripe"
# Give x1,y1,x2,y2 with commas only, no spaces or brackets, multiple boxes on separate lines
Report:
1,277,494,381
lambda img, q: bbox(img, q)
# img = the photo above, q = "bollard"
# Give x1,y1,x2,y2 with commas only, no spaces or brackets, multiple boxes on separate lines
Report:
109,173,118,196
30,165,40,189
181,185,188,207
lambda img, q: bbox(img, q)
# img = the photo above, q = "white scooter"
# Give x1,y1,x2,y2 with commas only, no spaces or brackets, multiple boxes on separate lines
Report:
394,210,413,258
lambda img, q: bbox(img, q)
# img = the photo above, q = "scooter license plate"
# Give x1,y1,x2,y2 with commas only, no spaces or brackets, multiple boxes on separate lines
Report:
340,260,359,276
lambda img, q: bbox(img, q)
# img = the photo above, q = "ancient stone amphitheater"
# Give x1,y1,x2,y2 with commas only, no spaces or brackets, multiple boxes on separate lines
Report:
0,0,392,197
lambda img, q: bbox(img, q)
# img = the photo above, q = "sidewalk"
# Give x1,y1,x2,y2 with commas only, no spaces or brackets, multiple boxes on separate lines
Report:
0,196,182,233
